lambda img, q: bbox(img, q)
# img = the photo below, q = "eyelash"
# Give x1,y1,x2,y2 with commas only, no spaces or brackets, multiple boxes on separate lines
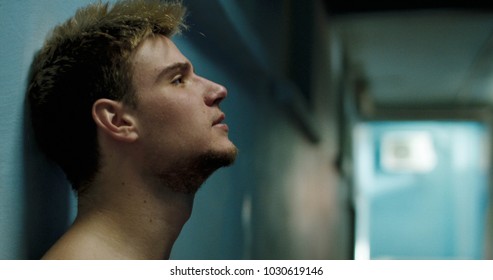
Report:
171,75,185,85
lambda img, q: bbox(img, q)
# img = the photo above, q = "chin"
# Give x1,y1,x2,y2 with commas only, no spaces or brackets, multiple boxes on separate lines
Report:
173,146,238,194
203,145,238,168
149,142,238,195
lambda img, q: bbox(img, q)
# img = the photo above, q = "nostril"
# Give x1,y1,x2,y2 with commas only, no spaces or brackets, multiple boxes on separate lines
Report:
205,94,223,107
213,96,225,106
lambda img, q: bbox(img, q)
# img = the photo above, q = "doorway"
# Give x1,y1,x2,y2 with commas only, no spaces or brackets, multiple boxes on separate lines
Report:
352,121,490,259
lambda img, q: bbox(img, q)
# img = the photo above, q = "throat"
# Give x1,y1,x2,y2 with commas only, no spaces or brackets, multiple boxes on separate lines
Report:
74,179,196,259
75,196,193,259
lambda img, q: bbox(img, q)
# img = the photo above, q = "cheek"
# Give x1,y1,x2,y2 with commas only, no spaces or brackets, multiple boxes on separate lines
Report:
139,95,180,122
138,97,206,139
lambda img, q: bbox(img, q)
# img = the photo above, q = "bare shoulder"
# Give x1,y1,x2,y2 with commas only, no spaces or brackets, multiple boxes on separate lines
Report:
41,223,125,260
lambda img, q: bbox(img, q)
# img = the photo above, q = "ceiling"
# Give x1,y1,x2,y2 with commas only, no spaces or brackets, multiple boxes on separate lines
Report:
324,3,493,113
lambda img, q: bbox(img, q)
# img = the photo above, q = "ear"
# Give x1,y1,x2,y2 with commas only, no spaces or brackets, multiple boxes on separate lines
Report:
92,99,138,142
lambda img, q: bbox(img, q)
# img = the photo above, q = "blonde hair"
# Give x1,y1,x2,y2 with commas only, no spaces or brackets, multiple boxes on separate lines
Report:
28,0,187,191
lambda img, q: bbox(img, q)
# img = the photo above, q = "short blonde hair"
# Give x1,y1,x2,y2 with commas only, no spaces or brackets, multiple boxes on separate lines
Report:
28,0,186,192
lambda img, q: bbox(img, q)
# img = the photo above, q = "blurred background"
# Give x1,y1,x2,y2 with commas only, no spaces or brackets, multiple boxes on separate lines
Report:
1,0,492,259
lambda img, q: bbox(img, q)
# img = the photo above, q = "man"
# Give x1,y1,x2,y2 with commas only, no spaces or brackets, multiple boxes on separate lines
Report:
27,0,237,259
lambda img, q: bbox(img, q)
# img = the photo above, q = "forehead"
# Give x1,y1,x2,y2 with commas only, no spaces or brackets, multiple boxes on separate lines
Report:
131,35,188,75
130,35,188,89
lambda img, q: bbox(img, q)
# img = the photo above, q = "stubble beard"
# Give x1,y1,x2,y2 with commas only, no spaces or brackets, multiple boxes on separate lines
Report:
157,146,238,194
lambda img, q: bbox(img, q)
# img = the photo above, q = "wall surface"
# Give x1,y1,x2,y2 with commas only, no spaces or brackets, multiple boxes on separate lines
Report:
248,2,351,259
0,0,93,260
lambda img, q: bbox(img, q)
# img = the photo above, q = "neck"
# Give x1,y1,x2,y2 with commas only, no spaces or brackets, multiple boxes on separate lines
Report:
73,168,196,259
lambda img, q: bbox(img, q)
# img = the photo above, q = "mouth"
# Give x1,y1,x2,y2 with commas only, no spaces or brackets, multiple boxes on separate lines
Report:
212,113,229,132
212,113,225,126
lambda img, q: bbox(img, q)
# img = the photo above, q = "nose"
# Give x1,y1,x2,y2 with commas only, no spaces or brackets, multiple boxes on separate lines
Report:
204,78,228,107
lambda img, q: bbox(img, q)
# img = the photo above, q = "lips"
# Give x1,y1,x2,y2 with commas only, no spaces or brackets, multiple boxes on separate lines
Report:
212,113,225,126
212,113,229,132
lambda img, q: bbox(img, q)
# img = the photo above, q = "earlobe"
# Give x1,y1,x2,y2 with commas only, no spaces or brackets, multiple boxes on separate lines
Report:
92,99,138,142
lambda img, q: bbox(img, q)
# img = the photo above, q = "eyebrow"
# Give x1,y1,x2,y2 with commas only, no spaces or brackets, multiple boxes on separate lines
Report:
155,62,192,83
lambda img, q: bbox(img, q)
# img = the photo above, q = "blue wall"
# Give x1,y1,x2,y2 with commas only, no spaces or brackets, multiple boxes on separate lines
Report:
0,0,95,260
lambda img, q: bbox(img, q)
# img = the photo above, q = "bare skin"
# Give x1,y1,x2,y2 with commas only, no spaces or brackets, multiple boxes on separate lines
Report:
42,169,194,259
42,35,237,259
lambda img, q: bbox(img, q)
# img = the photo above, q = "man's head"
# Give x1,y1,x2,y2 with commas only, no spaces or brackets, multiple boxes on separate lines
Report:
28,0,237,194
122,34,237,193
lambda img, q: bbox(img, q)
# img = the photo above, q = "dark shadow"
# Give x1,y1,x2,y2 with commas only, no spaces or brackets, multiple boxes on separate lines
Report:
323,1,493,15
21,54,73,260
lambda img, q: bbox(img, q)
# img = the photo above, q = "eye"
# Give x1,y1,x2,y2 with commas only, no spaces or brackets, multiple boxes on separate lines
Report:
171,75,185,85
